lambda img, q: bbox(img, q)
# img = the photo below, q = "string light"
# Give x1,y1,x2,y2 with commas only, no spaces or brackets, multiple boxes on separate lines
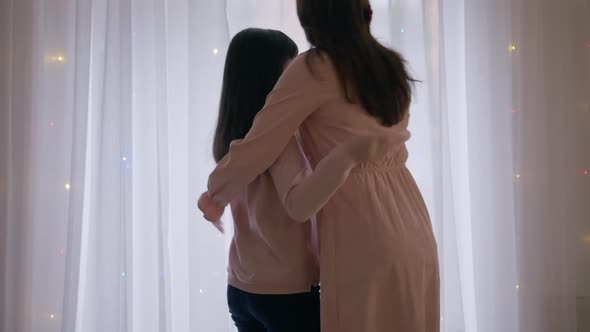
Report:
199,289,203,294
212,48,219,55
49,314,55,319
121,272,126,277
48,55,66,63
50,122,55,127
122,156,127,162
400,28,405,33
514,174,521,179
509,43,518,53
516,284,520,290
64,183,71,191
59,248,65,256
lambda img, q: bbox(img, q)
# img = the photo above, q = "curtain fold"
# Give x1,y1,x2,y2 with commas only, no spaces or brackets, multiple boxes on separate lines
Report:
1,0,588,331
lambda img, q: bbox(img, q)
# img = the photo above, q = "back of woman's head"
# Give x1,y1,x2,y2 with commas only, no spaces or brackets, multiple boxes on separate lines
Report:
213,28,298,163
297,0,415,126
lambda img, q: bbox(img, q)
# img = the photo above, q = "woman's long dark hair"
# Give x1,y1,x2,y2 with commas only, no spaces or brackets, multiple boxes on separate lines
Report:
297,0,416,126
213,28,298,163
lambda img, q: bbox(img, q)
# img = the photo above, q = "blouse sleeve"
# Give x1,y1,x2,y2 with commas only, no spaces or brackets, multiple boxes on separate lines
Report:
270,136,357,223
207,53,333,205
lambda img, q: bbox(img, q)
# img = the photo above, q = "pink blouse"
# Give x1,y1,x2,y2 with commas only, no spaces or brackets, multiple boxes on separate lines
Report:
227,131,358,294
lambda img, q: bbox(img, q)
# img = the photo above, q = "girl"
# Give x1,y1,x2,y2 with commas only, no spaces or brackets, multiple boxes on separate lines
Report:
207,28,391,332
200,1,440,331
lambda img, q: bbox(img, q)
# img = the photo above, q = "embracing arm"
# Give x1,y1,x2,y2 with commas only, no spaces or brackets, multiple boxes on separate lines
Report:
270,138,356,222
207,54,332,206
271,135,395,223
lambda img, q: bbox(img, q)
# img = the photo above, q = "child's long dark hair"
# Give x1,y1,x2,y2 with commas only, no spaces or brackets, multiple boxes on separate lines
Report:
213,28,299,163
297,0,416,126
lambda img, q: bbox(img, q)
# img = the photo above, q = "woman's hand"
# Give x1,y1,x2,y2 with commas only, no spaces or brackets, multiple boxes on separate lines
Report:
345,135,395,163
198,192,225,233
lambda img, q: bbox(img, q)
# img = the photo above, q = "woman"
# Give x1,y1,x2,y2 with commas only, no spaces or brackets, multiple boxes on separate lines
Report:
207,28,392,332
200,1,440,331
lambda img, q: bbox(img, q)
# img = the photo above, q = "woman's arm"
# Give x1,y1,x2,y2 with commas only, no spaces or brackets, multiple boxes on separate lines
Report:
207,54,333,206
270,135,394,222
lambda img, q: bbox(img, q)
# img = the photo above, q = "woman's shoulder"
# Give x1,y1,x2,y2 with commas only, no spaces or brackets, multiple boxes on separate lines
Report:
284,50,313,74
293,49,333,68
283,49,335,83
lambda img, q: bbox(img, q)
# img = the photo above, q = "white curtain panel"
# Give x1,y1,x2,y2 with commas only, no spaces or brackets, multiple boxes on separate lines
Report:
1,0,588,331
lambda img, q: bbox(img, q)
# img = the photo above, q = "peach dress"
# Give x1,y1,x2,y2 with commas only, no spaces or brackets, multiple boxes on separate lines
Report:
208,51,440,332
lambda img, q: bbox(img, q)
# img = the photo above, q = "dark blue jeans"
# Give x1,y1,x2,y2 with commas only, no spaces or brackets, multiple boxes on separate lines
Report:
227,285,321,332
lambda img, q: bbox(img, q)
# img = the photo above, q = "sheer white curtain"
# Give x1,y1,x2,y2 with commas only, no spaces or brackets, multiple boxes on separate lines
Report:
1,0,588,332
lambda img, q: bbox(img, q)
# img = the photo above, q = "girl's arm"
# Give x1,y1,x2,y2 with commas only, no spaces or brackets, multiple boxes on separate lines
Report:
270,135,394,222
207,53,334,206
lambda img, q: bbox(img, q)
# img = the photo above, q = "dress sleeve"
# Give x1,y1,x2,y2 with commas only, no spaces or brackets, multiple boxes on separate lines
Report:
207,53,332,205
270,136,357,223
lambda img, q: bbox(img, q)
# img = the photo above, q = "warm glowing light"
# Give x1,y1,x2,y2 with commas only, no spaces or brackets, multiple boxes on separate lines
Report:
50,122,55,127
515,174,521,179
516,284,520,290
47,54,66,63
212,48,219,55
50,314,55,319
65,183,71,190
199,289,203,294
509,44,518,53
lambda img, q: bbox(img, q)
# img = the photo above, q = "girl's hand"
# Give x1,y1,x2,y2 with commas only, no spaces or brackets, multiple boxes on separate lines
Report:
345,135,395,163
198,192,226,233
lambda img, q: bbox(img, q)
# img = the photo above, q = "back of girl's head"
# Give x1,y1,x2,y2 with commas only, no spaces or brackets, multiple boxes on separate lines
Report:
297,0,415,126
213,28,298,163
